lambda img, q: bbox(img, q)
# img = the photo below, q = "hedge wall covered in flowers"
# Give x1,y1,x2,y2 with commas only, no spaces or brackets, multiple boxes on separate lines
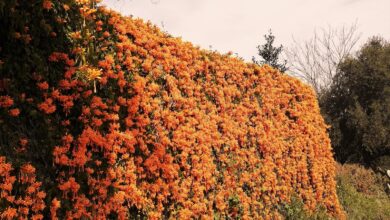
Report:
0,0,344,219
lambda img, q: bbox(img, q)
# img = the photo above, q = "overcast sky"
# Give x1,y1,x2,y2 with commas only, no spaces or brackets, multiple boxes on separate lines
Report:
102,0,390,61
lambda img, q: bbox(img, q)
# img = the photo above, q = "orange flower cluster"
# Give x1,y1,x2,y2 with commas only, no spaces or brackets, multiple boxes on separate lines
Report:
8,108,20,117
0,96,14,108
0,96,19,117
0,158,45,219
38,98,56,114
0,1,345,219
42,0,53,10
78,65,102,81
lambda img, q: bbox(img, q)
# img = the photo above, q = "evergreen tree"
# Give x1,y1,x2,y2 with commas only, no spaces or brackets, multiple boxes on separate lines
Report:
253,30,288,72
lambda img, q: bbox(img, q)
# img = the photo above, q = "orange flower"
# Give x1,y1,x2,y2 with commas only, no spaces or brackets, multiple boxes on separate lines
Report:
63,4,70,11
0,207,17,219
13,32,21,39
103,31,110,38
31,214,44,220
42,0,53,10
20,163,35,175
38,98,56,114
8,108,20,117
0,96,14,108
37,81,49,90
52,198,61,209
37,191,46,199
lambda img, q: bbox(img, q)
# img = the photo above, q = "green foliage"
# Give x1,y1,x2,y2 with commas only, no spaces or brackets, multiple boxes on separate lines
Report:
321,37,390,167
252,30,288,72
278,197,333,220
227,195,243,219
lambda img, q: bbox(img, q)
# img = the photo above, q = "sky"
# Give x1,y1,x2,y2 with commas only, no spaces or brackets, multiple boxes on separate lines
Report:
101,0,390,61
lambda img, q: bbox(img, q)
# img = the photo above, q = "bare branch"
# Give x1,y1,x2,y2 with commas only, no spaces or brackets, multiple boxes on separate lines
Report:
285,22,361,95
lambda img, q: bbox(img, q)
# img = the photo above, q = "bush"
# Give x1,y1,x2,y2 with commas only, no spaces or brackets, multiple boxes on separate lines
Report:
336,163,390,219
336,163,388,196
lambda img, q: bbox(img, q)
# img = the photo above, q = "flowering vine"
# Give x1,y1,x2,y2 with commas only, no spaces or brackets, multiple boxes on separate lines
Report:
0,0,345,219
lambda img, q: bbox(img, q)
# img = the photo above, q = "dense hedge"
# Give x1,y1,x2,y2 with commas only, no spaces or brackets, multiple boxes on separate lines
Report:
0,0,344,219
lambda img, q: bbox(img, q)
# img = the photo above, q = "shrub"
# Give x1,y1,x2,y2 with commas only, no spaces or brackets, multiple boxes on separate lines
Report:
336,163,390,219
336,163,387,196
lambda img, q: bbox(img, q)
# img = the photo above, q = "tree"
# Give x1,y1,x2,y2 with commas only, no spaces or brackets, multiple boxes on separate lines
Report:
321,37,390,168
253,29,288,72
285,23,361,95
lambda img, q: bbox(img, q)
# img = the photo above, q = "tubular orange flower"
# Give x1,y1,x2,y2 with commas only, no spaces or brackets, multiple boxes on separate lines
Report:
0,96,14,108
0,207,17,219
8,108,20,117
38,98,56,114
42,0,53,10
37,81,49,90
